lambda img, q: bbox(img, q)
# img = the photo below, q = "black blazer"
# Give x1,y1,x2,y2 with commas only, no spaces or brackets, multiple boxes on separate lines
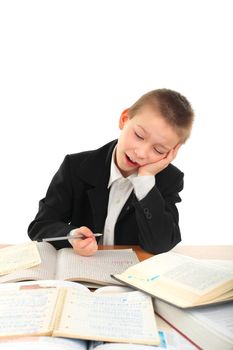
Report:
28,140,184,254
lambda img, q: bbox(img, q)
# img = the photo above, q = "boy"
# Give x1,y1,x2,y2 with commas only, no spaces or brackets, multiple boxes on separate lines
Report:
28,88,194,256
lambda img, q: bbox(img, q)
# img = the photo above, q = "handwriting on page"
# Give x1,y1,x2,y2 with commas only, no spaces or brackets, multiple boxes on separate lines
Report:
0,288,58,336
56,249,139,284
0,242,41,276
56,289,158,343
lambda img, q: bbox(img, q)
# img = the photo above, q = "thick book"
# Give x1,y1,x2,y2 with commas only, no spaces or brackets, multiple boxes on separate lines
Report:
0,282,159,346
0,242,139,286
112,251,233,308
154,298,233,350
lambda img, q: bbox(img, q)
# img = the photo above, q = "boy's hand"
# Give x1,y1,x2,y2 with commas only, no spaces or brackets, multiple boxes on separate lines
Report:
69,226,98,256
138,144,181,177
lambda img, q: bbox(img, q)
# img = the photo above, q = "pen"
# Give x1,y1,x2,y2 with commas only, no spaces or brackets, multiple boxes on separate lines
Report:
42,233,103,242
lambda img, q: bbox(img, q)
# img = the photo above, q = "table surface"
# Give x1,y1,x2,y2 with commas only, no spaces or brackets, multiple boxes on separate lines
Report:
98,244,233,260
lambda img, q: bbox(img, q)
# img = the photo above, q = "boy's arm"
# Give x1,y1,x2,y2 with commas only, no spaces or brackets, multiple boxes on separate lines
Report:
28,155,77,249
131,144,183,254
132,167,183,254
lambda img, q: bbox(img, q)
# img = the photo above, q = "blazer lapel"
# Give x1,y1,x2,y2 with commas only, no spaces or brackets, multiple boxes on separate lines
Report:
77,140,116,232
87,185,110,232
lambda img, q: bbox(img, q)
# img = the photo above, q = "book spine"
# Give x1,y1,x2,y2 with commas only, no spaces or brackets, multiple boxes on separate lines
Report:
155,312,203,350
51,288,67,332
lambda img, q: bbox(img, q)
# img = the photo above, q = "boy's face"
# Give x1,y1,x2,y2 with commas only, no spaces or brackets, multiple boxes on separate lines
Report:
115,106,181,177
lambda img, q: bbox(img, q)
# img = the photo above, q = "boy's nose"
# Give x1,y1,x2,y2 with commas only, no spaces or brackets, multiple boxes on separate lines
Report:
134,146,148,159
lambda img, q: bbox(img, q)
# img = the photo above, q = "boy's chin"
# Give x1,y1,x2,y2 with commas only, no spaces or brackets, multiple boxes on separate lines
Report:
120,168,138,177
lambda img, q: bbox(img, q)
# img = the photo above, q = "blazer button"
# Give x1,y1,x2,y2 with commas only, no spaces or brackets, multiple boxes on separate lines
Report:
144,207,152,219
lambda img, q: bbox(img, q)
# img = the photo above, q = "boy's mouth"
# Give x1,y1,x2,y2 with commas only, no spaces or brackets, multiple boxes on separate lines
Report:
125,154,139,167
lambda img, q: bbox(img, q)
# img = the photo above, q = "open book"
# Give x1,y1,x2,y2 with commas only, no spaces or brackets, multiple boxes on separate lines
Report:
154,298,233,350
0,328,196,350
0,281,197,349
0,242,41,275
112,251,233,308
0,282,159,346
0,242,139,287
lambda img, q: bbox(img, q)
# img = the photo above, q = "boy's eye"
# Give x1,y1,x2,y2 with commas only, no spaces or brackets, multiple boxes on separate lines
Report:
135,132,144,140
154,148,164,155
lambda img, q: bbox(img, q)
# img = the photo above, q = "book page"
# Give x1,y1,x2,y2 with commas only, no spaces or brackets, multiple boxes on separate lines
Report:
162,261,233,295
56,249,139,285
191,302,233,342
54,289,159,345
0,337,87,350
94,285,133,295
0,242,41,276
92,286,196,349
0,288,60,338
0,280,89,292
89,330,196,350
113,252,233,306
90,343,158,350
0,242,57,283
203,259,233,268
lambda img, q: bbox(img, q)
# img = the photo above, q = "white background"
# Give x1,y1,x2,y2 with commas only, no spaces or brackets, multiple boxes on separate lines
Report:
0,0,232,245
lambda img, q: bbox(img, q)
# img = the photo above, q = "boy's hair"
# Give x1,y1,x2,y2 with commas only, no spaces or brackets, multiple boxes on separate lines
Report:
128,88,194,143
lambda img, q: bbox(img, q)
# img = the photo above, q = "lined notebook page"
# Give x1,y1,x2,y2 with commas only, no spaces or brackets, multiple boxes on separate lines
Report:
54,289,159,345
0,288,59,337
0,242,41,276
0,242,57,283
55,249,139,285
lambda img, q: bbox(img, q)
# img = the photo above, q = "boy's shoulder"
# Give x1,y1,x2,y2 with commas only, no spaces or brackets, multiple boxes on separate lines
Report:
67,140,117,164
62,140,117,183
163,163,183,177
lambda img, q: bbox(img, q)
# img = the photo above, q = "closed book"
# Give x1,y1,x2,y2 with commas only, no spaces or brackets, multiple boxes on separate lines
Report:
154,298,233,350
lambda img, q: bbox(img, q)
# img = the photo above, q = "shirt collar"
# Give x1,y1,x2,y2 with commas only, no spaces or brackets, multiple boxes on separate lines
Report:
108,147,137,188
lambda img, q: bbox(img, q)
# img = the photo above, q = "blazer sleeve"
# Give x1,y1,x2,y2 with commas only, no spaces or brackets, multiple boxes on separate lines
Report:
132,166,184,254
28,155,77,248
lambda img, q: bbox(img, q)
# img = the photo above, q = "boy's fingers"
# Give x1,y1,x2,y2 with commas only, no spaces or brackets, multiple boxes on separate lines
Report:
173,143,181,156
174,143,181,155
71,226,95,239
73,237,98,256
167,143,181,162
78,237,95,249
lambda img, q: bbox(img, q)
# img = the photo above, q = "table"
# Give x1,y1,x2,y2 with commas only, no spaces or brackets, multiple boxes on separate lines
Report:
98,244,233,260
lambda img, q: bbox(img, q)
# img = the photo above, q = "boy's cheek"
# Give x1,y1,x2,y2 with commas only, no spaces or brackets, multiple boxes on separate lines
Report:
150,155,167,164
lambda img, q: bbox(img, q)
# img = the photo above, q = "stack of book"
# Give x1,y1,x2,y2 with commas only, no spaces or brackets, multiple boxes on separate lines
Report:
1,243,233,349
113,251,233,350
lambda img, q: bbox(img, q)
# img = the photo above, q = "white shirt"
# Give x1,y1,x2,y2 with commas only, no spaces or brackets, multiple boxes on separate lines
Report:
102,148,155,245
70,147,155,244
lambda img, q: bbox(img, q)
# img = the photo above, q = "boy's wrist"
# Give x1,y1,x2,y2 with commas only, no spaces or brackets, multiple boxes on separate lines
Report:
130,175,155,200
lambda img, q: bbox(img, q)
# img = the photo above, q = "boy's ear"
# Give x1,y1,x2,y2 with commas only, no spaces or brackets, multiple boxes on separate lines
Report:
119,109,129,129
